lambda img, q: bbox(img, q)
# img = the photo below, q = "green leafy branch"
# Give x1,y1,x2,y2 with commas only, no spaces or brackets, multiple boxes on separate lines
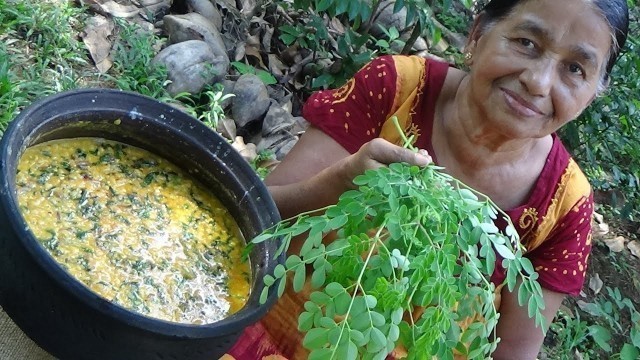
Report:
252,119,545,359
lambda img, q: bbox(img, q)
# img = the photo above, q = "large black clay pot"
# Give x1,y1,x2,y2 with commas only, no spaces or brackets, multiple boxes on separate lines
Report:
0,89,283,360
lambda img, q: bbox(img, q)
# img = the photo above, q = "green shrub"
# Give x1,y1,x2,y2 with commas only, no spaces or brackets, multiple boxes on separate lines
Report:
275,0,471,90
0,0,89,134
108,19,171,100
561,31,640,221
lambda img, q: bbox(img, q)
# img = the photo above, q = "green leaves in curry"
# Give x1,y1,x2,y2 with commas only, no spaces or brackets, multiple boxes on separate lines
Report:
16,138,250,325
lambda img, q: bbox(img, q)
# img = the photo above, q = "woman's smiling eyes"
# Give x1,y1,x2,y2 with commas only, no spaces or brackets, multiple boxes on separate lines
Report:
509,37,588,79
511,37,540,55
567,63,585,77
517,37,536,50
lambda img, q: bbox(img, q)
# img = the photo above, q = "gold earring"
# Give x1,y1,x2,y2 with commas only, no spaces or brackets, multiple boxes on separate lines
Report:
464,52,473,61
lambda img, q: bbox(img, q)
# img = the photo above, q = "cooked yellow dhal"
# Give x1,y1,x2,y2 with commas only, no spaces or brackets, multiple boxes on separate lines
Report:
16,138,250,324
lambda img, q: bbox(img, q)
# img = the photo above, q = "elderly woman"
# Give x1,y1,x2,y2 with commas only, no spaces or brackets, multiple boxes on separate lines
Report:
226,0,630,358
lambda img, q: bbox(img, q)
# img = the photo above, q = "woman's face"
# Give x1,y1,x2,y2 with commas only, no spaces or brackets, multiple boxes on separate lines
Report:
467,0,612,139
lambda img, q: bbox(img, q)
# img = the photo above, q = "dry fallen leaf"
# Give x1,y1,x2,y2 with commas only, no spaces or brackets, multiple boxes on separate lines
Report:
246,33,261,47
215,118,237,140
328,17,346,35
588,273,603,295
558,304,574,317
602,235,626,252
256,157,280,172
245,46,265,68
267,54,287,77
231,136,258,163
576,300,600,316
216,0,238,11
593,222,610,237
81,15,114,73
238,0,257,15
593,212,604,224
131,0,167,6
261,25,274,52
627,240,640,259
234,42,246,62
81,0,139,18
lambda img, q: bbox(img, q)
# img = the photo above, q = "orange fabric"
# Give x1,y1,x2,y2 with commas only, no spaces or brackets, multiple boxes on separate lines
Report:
526,159,591,252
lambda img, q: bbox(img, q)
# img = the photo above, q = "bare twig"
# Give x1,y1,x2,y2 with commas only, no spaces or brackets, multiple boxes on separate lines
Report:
275,4,295,25
401,23,422,54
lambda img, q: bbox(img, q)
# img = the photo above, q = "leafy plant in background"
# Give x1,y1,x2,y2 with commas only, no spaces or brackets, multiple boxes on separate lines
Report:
176,84,235,130
374,26,405,55
277,8,373,89
199,88,235,129
250,149,277,180
574,287,640,359
0,0,88,134
0,44,24,132
433,0,471,36
276,0,472,90
231,61,278,85
561,26,640,221
109,19,172,101
252,120,544,359
548,311,600,359
0,0,86,71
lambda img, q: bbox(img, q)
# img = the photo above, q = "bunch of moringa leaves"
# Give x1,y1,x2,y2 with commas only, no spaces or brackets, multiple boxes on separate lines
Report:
252,124,545,359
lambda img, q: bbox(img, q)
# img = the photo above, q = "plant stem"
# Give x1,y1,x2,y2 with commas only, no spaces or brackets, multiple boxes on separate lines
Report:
390,116,517,246
330,224,383,359
401,22,422,54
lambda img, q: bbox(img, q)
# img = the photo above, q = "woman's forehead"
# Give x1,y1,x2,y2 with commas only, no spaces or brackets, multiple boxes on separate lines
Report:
496,0,611,57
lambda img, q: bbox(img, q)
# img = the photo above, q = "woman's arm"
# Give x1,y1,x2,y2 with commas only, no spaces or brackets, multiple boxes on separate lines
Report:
491,283,565,360
264,126,431,219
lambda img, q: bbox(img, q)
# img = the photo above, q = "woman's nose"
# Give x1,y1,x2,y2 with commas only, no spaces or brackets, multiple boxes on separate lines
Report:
519,59,556,97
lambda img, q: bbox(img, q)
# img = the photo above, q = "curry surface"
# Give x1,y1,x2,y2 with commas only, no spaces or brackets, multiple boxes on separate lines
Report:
15,138,250,324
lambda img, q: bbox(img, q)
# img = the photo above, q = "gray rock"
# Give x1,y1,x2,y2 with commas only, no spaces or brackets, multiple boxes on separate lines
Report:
220,79,236,109
137,0,171,23
257,131,298,160
131,0,167,6
412,36,428,51
231,74,270,128
266,84,292,108
153,40,227,96
162,13,229,65
262,100,296,136
290,116,310,136
129,15,157,32
186,0,223,30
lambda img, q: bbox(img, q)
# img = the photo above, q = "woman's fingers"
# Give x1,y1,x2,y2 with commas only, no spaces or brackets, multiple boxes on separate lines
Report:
340,139,432,187
361,138,432,167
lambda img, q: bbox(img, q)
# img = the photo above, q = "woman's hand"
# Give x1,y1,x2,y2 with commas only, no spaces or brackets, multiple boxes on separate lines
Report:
265,126,431,219
340,137,432,189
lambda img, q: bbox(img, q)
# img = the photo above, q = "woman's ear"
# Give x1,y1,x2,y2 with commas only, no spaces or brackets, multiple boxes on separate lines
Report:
464,13,486,65
467,12,487,45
